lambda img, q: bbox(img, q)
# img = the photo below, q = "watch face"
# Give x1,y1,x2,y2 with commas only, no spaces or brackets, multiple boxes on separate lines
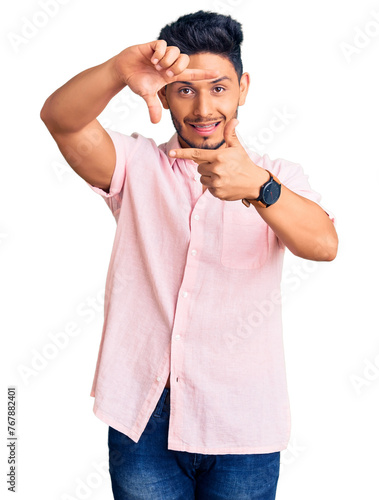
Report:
262,181,281,205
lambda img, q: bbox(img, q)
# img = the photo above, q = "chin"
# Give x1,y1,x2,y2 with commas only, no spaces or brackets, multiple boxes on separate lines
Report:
179,133,225,150
199,139,226,150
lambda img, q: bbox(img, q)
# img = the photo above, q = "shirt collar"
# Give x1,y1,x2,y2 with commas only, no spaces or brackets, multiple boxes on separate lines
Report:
164,133,180,167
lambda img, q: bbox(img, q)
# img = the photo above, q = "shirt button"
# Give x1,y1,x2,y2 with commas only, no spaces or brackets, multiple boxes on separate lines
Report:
191,249,197,256
182,291,188,298
175,334,181,340
156,377,161,382
194,214,200,220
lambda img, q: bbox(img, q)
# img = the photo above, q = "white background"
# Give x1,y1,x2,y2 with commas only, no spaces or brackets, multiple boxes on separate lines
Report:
2,0,379,498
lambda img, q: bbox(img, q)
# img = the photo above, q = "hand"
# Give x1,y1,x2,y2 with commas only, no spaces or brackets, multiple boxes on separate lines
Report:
168,119,270,201
114,40,220,124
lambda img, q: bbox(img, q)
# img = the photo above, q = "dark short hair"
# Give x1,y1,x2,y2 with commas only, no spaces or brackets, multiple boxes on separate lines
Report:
158,10,243,81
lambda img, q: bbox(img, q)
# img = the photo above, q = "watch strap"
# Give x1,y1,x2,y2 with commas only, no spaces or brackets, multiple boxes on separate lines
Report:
242,170,281,208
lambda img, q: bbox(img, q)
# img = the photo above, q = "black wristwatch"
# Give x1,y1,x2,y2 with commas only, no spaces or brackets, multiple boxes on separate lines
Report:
242,170,281,208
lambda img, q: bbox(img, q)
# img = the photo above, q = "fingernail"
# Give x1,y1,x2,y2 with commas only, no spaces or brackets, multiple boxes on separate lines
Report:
169,150,176,157
166,70,174,77
152,58,159,64
155,64,163,71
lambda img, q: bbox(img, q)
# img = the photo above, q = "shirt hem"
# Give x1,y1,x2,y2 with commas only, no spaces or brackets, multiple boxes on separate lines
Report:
91,396,291,454
166,440,289,455
92,403,140,443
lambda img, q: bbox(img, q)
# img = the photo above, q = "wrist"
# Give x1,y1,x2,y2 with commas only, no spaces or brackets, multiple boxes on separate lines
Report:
242,169,282,208
244,167,271,201
111,53,130,90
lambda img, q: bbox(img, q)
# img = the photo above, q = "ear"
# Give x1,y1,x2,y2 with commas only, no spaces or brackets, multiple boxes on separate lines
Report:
238,72,250,106
157,85,170,110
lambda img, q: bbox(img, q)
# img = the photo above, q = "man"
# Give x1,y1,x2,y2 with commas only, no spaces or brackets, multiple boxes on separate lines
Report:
41,10,338,500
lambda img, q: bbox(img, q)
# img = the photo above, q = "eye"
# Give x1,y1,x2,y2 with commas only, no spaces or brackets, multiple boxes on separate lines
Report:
213,86,225,93
179,88,193,95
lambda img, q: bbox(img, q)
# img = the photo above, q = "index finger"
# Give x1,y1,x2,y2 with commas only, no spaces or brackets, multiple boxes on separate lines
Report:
171,68,220,82
169,148,215,162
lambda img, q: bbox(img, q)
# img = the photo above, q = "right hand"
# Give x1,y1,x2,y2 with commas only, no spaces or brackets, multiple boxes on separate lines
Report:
114,40,220,124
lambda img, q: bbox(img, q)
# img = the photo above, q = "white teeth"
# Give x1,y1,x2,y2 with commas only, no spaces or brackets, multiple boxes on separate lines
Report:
195,124,215,129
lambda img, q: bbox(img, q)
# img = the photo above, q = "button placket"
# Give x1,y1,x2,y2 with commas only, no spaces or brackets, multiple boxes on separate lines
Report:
168,193,207,391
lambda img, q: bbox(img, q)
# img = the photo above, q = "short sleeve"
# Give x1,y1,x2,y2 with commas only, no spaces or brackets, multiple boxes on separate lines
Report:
86,129,139,218
247,149,335,222
245,149,336,252
273,158,336,251
273,158,335,224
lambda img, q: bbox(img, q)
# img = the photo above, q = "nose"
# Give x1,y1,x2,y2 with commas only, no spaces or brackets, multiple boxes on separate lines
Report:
193,92,213,118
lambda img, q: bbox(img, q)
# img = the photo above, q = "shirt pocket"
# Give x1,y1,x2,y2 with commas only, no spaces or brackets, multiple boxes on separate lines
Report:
221,207,269,269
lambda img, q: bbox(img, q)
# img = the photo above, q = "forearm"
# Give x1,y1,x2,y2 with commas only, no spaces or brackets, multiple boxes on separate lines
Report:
40,55,126,133
253,183,338,261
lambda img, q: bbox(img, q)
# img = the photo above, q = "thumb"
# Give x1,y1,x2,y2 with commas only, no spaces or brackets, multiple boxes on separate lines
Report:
224,118,240,147
142,93,162,124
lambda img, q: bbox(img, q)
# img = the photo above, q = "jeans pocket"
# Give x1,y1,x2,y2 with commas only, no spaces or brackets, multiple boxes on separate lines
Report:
221,208,268,270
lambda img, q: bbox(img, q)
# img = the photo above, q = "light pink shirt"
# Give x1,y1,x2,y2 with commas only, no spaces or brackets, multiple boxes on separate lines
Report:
87,129,334,454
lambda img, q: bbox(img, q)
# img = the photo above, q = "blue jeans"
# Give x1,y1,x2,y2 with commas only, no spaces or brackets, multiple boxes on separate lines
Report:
108,388,280,499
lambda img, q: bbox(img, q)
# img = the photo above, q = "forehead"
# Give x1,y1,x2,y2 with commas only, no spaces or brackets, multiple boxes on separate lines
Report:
186,52,238,80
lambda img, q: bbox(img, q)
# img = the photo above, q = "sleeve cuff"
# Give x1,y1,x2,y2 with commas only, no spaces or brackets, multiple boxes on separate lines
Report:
86,128,128,198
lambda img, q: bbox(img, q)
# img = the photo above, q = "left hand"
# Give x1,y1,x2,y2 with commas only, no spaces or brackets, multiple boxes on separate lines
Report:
168,118,269,201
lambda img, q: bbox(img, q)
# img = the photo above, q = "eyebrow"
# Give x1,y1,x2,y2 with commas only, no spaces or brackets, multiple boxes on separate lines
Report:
173,76,232,85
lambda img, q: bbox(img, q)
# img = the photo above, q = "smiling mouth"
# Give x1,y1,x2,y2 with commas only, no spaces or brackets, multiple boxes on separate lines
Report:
189,121,221,135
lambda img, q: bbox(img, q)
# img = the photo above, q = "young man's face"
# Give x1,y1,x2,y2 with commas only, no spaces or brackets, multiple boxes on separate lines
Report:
158,52,250,150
